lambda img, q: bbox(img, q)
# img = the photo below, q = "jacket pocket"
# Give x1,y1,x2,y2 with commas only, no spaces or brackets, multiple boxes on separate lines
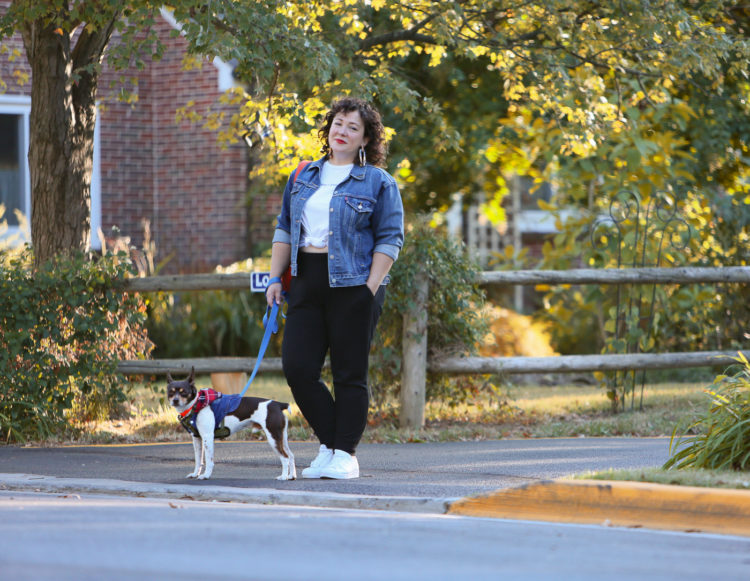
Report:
345,196,374,231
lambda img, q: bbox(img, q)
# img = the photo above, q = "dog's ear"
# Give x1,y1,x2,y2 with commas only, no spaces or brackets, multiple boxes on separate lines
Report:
166,371,173,383
188,366,195,384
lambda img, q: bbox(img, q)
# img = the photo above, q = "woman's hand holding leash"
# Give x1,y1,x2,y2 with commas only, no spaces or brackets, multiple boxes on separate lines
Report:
266,277,284,307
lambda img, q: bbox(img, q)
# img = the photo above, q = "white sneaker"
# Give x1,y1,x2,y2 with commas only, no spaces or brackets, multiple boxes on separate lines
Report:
320,449,359,479
301,444,334,479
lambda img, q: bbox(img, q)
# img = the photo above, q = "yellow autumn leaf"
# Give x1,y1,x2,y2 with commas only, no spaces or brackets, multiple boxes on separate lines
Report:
537,199,556,212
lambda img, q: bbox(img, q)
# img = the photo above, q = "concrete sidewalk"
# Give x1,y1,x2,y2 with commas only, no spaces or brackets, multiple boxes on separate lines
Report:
2,437,749,536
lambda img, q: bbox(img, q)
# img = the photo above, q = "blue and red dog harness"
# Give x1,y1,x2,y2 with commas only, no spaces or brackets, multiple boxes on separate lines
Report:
178,388,242,439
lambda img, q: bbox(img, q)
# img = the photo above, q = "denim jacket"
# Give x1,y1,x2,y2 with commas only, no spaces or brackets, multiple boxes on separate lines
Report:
273,157,404,287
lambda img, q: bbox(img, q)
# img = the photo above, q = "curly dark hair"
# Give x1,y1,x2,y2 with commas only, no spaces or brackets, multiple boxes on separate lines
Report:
318,97,386,167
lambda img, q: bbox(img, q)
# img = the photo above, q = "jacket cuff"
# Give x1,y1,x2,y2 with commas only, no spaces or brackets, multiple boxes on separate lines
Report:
374,243,401,262
272,228,291,245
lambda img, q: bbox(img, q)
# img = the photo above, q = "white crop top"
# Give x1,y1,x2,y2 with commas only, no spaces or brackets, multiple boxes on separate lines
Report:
300,162,353,248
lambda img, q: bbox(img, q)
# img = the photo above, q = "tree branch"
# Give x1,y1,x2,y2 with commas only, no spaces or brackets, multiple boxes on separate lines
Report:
359,13,441,51
71,13,119,73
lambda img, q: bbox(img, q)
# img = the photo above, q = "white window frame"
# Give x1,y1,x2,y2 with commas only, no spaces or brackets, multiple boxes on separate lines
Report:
91,110,101,249
0,94,31,244
0,94,101,249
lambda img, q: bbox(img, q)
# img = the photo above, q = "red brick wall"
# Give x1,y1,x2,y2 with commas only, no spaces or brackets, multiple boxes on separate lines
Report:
99,17,250,274
0,14,31,95
248,191,282,256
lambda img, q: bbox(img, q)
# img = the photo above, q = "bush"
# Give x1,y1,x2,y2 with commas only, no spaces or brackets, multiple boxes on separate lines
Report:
537,190,749,411
146,259,271,358
664,354,750,471
369,217,489,409
0,248,152,443
477,305,557,358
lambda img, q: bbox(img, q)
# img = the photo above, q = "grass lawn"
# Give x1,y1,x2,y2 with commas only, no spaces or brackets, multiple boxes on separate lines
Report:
574,467,750,490
80,375,708,445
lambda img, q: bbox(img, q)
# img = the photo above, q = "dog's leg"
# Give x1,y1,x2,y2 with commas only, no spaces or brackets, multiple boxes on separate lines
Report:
260,424,293,481
280,415,296,480
195,409,216,480
257,404,296,481
187,435,203,478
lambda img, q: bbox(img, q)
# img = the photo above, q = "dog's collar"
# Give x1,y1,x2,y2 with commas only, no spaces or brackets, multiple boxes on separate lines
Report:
177,394,199,419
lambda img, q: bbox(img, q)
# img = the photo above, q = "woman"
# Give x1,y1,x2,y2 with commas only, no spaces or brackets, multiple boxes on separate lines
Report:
266,97,404,479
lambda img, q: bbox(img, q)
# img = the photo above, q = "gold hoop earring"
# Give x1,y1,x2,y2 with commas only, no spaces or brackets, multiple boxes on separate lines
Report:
359,145,367,166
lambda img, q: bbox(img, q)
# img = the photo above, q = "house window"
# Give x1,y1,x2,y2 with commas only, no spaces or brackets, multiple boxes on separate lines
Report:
0,110,27,228
0,95,101,248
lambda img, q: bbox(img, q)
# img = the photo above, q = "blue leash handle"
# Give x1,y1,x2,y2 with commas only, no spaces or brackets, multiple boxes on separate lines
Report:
238,299,282,398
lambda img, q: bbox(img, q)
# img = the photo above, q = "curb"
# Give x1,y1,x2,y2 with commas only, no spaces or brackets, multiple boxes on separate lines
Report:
447,479,750,536
6,473,750,537
0,473,455,514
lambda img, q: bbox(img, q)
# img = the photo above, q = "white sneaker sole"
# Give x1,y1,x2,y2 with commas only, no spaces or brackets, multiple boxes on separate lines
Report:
320,470,359,479
301,469,325,479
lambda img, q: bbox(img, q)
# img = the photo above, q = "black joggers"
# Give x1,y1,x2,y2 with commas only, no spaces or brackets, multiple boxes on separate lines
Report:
282,252,385,454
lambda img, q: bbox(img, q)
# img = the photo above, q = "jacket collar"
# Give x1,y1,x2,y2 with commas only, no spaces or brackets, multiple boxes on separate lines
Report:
309,156,367,181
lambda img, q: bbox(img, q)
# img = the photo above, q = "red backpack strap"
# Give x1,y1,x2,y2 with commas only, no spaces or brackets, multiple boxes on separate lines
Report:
281,266,292,293
292,160,311,183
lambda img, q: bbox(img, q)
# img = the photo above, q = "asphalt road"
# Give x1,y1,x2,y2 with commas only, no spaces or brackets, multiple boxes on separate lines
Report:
2,489,749,581
0,437,672,500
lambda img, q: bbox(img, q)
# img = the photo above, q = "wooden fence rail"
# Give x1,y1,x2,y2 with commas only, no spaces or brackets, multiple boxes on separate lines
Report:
480,266,750,285
433,351,750,375
120,266,750,293
116,350,749,376
118,266,750,428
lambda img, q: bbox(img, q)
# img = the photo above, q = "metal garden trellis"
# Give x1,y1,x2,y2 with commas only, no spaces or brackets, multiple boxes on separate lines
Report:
590,189,693,411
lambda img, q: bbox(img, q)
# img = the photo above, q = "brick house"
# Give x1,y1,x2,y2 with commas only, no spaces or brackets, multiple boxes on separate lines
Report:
0,6,270,274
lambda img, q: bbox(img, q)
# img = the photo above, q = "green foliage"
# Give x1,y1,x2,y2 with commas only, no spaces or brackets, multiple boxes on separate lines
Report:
664,354,750,471
146,260,272,358
0,248,152,443
481,5,748,406
3,1,749,264
543,190,749,349
383,51,510,211
369,216,488,408
535,187,748,411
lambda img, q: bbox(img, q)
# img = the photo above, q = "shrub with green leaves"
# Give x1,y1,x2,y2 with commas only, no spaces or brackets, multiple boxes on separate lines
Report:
0,248,152,443
145,259,270,358
664,354,750,471
536,189,748,412
369,216,488,409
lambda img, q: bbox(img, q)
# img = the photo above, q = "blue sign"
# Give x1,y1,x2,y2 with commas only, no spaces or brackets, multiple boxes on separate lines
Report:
251,272,270,293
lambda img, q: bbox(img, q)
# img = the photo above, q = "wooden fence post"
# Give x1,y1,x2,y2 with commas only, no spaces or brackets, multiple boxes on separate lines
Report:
400,269,429,429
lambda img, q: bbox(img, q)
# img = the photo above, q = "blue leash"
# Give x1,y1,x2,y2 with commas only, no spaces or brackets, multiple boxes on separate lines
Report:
238,299,283,398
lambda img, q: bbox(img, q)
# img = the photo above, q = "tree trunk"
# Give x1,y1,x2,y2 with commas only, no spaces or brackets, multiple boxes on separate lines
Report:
20,11,118,266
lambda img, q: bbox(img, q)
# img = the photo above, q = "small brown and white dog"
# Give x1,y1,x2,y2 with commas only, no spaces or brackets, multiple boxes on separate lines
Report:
167,367,296,481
